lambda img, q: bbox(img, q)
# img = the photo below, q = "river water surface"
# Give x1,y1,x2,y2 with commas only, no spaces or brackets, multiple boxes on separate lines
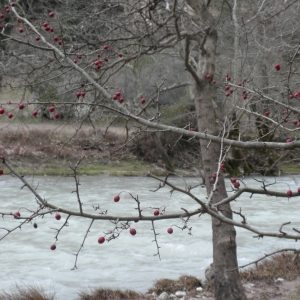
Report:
1,175,300,299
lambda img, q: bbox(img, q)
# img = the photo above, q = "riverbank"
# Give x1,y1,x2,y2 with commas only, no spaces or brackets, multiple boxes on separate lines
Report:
0,122,168,176
0,122,299,176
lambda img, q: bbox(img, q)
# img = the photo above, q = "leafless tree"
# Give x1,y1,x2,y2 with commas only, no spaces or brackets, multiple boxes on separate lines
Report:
1,1,300,299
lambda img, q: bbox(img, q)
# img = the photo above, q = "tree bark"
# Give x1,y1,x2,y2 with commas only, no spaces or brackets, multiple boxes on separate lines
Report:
187,2,247,298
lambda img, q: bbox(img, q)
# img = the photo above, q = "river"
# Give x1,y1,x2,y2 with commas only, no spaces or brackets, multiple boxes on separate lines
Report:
1,175,299,299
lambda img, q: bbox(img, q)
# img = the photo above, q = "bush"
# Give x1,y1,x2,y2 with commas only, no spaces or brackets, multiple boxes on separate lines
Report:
0,284,55,300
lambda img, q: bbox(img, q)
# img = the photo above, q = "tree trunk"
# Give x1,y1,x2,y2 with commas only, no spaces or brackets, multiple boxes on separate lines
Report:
192,28,247,300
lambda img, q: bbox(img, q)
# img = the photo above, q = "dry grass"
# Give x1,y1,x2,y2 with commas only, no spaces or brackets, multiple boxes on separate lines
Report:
0,284,55,300
146,275,202,295
240,253,300,283
77,288,143,300
0,124,126,160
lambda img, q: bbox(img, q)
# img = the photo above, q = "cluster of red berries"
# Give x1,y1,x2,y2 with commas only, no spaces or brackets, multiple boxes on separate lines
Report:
112,91,124,103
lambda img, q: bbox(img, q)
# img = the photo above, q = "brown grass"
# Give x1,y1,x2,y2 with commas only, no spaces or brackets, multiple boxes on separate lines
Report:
146,275,202,295
0,284,55,300
77,288,143,300
240,253,300,283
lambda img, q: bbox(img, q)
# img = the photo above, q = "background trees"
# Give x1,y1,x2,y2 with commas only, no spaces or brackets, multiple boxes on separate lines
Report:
1,1,300,299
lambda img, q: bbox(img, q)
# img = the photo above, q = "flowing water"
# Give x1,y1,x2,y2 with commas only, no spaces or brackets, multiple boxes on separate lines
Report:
1,174,300,299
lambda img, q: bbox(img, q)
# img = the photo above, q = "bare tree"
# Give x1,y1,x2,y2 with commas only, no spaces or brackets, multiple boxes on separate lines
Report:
1,1,300,299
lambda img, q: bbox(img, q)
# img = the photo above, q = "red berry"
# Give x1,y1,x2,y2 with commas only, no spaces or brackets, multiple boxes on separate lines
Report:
237,82,242,86
287,190,292,197
242,90,247,94
286,138,292,143
32,110,38,117
58,40,63,45
298,187,300,194
73,59,77,64
275,64,280,71
154,210,159,216
35,36,40,41
130,228,136,236
53,36,58,41
206,74,211,79
230,89,234,94
114,195,120,202
167,228,173,234
49,12,55,17
265,111,270,117
0,169,3,175
230,178,237,184
8,113,13,119
225,86,230,91
226,93,230,97
54,113,59,119
96,65,101,70
293,120,298,125
118,53,123,57
43,22,48,28
134,220,139,223
94,60,100,65
17,18,21,23
14,212,20,219
49,106,55,112
50,244,56,250
0,108,4,114
140,98,146,104
112,95,118,100
45,26,50,31
49,27,54,32
80,91,85,97
18,103,24,110
190,128,194,131
227,76,231,81
119,97,124,103
55,213,61,220
115,92,121,97
33,223,38,228
234,182,240,189
104,57,109,62
19,28,24,33
220,163,225,169
243,95,247,100
5,8,10,13
11,2,16,6
98,237,105,244
103,45,109,50
212,173,217,180
212,80,216,84
289,95,294,99
77,54,82,59
97,54,101,58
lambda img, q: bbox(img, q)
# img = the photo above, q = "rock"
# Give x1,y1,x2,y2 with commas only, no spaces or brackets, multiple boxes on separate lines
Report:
169,294,177,298
145,292,157,298
196,286,203,292
201,279,208,288
175,291,186,297
158,292,170,300
276,278,284,282
205,263,214,282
